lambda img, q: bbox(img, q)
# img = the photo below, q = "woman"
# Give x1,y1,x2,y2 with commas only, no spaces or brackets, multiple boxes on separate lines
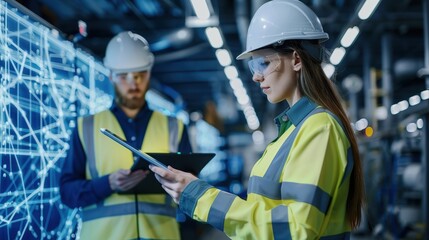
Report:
150,0,365,239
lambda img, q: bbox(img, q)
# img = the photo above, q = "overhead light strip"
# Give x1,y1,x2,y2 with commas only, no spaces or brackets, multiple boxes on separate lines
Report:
190,0,211,20
200,1,260,131
327,0,382,69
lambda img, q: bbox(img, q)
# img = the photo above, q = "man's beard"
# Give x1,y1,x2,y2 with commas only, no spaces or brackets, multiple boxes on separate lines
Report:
114,86,146,110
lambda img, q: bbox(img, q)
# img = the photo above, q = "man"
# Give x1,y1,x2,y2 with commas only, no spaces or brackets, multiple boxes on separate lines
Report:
60,31,192,239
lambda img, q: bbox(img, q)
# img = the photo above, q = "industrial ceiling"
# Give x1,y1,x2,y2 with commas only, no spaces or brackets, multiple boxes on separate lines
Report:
16,0,426,134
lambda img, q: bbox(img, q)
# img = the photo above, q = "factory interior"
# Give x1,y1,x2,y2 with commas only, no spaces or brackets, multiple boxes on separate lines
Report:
1,0,428,239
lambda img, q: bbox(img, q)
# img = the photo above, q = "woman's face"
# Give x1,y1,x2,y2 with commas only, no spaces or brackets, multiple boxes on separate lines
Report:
249,49,301,103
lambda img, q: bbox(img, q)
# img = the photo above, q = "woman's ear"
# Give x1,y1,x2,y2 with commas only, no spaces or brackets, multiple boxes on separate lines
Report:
292,51,302,71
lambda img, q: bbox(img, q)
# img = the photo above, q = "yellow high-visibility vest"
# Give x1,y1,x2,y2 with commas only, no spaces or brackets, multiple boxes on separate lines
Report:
180,97,353,239
77,110,184,240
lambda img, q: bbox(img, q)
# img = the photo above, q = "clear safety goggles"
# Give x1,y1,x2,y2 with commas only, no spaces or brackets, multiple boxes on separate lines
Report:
112,71,148,84
247,53,282,76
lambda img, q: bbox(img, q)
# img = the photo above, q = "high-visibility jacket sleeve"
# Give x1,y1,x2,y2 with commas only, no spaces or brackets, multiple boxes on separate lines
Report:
179,114,350,239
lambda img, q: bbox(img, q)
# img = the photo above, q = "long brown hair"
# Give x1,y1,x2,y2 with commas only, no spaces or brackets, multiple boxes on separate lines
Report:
276,40,365,229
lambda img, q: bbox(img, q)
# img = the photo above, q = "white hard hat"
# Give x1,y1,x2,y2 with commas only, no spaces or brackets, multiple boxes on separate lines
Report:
104,31,154,73
237,0,329,60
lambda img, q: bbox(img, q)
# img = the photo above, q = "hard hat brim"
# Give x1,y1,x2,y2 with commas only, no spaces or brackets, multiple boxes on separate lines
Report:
236,51,252,60
109,64,153,74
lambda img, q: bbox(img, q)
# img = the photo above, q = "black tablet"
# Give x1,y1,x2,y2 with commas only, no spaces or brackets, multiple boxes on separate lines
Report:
124,152,215,194
100,128,216,194
131,152,215,173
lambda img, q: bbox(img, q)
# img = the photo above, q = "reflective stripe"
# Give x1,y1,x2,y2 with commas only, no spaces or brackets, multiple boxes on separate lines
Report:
82,202,176,222
271,205,291,239
248,176,281,199
264,107,324,181
167,116,178,152
207,191,235,231
180,179,212,216
165,195,173,206
281,182,331,214
320,232,350,239
247,177,331,214
82,115,98,179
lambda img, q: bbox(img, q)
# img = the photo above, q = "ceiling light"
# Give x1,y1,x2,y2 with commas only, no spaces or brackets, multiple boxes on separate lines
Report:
406,123,417,133
330,47,346,65
236,94,250,105
390,104,400,115
322,63,335,79
417,118,424,129
398,100,409,111
229,78,243,90
340,26,360,47
358,0,381,20
224,65,238,79
215,49,232,66
409,95,421,106
421,89,429,100
190,0,211,20
355,118,368,131
246,116,260,130
374,106,387,120
205,27,223,48
252,130,265,145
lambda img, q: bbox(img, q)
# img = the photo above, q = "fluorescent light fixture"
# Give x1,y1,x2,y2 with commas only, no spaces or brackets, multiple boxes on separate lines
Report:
247,117,260,130
398,100,409,111
355,118,369,131
409,95,421,106
245,112,260,129
241,105,260,130
417,118,424,129
229,78,243,90
190,0,210,20
224,65,238,79
237,94,250,105
330,47,346,65
390,104,400,115
233,87,247,100
233,88,247,101
406,123,417,133
252,130,265,145
215,49,232,66
374,106,387,120
358,0,381,20
340,26,360,47
421,89,429,100
322,63,335,78
243,105,255,115
205,27,223,48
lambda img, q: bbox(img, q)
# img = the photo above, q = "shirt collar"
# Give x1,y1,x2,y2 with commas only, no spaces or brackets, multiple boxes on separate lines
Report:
274,97,318,127
110,101,151,121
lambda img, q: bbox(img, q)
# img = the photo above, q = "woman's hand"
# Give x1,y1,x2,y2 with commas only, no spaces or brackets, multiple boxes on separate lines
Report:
149,165,198,203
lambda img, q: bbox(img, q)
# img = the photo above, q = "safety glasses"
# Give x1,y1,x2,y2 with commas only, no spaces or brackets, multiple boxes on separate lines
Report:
247,53,282,76
112,71,148,84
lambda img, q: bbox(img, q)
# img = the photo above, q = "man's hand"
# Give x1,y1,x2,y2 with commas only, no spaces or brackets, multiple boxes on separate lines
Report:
109,169,148,192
